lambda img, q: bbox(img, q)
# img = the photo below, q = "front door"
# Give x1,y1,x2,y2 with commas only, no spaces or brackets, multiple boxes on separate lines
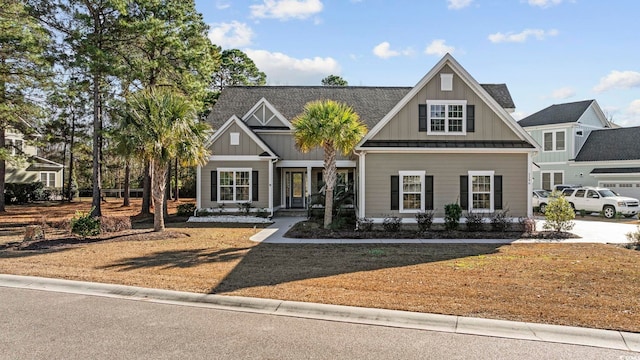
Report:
290,172,304,208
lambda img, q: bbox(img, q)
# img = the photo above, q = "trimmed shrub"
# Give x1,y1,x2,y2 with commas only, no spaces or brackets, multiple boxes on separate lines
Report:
543,196,575,233
70,209,100,237
465,211,484,232
237,202,253,215
382,215,401,232
444,203,462,231
626,226,640,247
5,182,46,204
415,211,434,232
490,209,511,232
357,217,373,231
177,203,196,216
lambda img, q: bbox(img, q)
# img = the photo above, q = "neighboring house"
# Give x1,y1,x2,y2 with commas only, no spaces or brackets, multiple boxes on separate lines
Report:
198,54,539,220
5,127,64,192
519,100,640,199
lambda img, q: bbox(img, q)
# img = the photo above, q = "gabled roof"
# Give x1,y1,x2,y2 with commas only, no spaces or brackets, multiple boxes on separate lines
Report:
208,85,516,131
207,115,278,158
518,100,598,127
357,53,537,149
574,126,640,162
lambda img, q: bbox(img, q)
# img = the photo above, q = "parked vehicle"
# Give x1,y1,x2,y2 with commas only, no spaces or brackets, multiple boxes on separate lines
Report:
562,187,639,219
554,184,581,192
532,189,551,213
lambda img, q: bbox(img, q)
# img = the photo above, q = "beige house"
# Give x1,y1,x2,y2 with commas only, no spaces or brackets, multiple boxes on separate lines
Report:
5,127,63,192
198,54,539,220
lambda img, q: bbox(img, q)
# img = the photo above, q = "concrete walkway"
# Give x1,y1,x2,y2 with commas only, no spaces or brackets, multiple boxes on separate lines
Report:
0,274,638,352
250,217,638,244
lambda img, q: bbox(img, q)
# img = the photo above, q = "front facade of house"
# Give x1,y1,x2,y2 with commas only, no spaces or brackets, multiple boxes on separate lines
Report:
198,54,539,220
519,100,640,199
5,127,64,191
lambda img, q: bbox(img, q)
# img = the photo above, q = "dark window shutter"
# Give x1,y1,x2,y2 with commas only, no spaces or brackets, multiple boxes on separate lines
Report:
418,104,428,132
391,175,399,210
494,175,503,210
252,170,259,202
425,175,434,210
211,171,217,202
466,105,475,132
460,175,468,210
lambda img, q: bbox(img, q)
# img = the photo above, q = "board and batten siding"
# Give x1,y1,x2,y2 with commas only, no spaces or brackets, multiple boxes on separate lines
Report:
371,65,520,142
245,104,289,128
259,133,353,161
527,126,573,163
200,160,270,210
210,123,265,156
364,153,528,218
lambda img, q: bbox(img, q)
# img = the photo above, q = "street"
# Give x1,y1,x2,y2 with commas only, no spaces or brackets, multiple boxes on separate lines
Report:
0,287,637,360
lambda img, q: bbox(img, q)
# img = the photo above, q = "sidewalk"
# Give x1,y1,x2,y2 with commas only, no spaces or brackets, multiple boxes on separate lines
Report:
0,274,638,352
250,217,638,244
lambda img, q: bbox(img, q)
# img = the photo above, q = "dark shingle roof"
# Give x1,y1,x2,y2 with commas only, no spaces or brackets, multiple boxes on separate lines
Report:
575,126,640,161
518,100,594,127
590,167,640,174
208,84,516,130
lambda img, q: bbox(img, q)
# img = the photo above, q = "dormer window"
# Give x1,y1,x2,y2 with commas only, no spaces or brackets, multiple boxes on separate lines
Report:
426,100,467,135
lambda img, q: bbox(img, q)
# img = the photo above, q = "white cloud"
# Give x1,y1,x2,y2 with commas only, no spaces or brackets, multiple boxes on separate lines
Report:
448,0,473,10
250,0,323,20
372,42,413,59
627,100,640,115
593,70,640,93
488,29,558,43
424,39,455,57
551,87,575,100
510,111,527,121
215,1,230,9
208,21,254,48
528,0,563,8
244,49,340,85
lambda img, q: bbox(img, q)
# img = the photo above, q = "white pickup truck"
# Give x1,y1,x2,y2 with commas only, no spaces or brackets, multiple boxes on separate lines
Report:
562,187,639,219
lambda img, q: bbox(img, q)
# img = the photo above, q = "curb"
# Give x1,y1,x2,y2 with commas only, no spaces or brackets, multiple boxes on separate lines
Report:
0,274,638,352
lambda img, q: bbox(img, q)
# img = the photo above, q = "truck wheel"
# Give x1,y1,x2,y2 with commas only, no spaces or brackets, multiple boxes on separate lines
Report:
603,205,616,219
569,202,576,211
539,203,547,214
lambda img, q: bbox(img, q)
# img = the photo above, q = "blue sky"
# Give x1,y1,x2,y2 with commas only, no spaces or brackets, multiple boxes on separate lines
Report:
195,0,640,126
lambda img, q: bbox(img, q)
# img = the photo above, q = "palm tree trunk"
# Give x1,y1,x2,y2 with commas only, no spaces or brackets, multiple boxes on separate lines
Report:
151,160,167,232
123,159,130,207
0,125,6,212
323,143,337,229
174,158,179,201
142,161,151,214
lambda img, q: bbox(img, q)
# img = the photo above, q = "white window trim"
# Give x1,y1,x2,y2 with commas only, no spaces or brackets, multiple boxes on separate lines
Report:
230,132,240,146
40,172,56,187
540,171,564,191
468,170,494,213
399,170,425,213
217,167,252,204
426,100,467,136
542,130,566,152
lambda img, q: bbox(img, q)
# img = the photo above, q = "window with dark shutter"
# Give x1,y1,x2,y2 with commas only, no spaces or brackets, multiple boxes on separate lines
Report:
425,175,434,210
391,175,399,210
211,170,217,202
460,175,468,210
418,104,428,132
466,105,475,132
494,175,503,210
252,170,259,202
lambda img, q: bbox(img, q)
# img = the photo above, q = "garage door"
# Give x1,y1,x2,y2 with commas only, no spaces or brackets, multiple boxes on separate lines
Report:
598,181,640,199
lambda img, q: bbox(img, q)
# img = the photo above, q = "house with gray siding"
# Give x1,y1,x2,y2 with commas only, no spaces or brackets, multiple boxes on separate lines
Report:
199,54,539,220
518,100,640,199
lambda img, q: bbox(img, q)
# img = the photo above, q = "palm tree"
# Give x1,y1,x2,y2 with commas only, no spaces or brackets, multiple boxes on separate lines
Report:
292,100,367,229
122,88,210,231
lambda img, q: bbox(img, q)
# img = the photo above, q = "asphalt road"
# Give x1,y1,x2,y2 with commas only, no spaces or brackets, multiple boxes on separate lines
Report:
0,287,637,360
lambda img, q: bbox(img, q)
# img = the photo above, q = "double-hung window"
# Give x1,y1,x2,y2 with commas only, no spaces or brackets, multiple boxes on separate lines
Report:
542,130,565,152
218,168,251,202
541,171,563,191
426,100,466,135
469,171,494,212
40,172,56,187
399,171,425,213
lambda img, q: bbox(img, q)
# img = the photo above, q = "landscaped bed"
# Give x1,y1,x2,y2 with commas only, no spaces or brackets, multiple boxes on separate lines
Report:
0,200,639,333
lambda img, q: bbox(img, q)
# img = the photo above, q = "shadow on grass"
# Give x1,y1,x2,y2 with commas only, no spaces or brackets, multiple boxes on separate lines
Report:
207,243,504,294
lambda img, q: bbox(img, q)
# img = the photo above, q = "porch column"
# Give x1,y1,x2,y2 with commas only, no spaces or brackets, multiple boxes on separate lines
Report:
306,165,312,207
268,159,274,217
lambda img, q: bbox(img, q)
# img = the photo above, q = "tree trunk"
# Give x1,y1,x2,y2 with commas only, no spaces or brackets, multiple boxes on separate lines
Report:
151,160,167,232
173,158,179,201
123,159,130,207
142,161,151,214
67,109,76,202
323,143,337,229
163,162,169,217
90,73,102,217
0,126,6,212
